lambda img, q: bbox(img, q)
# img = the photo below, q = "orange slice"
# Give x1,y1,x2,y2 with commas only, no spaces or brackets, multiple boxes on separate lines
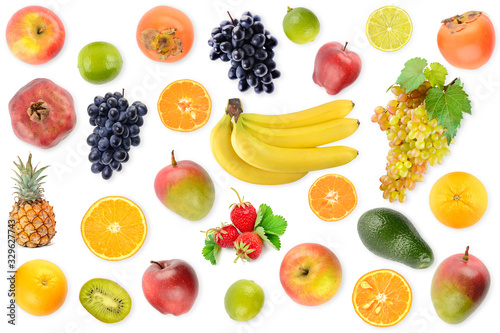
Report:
81,196,147,261
308,174,357,221
352,269,412,327
157,79,212,132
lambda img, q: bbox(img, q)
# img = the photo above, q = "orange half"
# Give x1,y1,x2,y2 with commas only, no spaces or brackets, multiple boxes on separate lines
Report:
308,174,357,221
352,269,412,327
81,196,147,261
157,79,212,132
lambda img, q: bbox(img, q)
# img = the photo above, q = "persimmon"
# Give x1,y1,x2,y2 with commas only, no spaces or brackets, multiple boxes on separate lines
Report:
136,6,194,63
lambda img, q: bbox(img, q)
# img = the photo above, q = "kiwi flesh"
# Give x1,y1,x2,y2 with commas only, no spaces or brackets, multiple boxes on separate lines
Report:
79,278,132,323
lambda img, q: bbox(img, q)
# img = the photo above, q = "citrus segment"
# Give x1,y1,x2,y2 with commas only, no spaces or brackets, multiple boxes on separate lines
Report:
308,174,357,221
429,172,488,228
81,196,147,261
353,269,412,327
157,79,212,132
366,6,412,52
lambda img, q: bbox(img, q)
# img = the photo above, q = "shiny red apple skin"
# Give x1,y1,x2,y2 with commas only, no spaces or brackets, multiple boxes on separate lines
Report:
280,243,342,306
313,41,361,95
142,259,199,316
6,6,65,65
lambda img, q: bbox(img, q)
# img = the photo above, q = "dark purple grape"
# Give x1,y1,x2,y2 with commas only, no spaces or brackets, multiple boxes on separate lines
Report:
213,33,226,43
251,34,266,48
240,15,253,29
118,112,128,123
263,82,275,94
113,91,122,99
232,48,245,61
246,73,259,87
88,150,101,163
126,106,137,119
228,67,237,80
253,15,261,22
89,118,96,126
208,38,214,47
87,134,99,147
254,63,268,77
232,38,244,48
214,43,222,54
242,11,253,17
94,96,105,106
211,27,222,36
91,162,105,174
99,127,111,138
244,27,254,40
122,126,130,138
231,59,240,68
241,57,255,70
122,137,131,150
220,41,233,53
112,122,124,135
265,36,278,49
266,49,275,59
238,79,250,92
118,98,129,111
97,116,107,127
108,108,119,121
242,44,255,56
101,150,113,165
127,116,138,125
254,48,268,61
105,119,114,129
129,125,140,138
131,136,141,147
113,149,127,162
93,127,101,134
261,72,273,84
98,137,110,151
271,70,281,79
122,151,130,163
136,116,144,127
136,103,147,116
220,53,230,62
236,66,247,79
222,24,234,37
209,48,220,60
110,159,121,171
110,135,122,148
102,166,113,180
106,97,117,108
88,104,99,117
232,26,245,41
116,164,123,172
98,103,109,115
252,22,264,33
219,20,232,28
264,59,277,71
254,82,264,94
105,92,113,100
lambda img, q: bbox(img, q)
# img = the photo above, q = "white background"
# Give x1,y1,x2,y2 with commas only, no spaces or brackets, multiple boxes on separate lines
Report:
1,0,499,332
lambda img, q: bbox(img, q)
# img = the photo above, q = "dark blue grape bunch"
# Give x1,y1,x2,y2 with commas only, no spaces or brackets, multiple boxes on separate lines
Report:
208,11,280,94
86,90,147,180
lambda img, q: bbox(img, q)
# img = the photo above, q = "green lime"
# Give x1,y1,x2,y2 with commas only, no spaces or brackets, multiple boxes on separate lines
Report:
283,6,320,44
78,42,123,84
224,279,265,322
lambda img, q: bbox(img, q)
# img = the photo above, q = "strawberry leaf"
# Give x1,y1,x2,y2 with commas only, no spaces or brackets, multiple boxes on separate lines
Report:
202,234,219,265
259,215,287,236
424,62,448,90
255,226,281,250
255,203,273,228
425,83,471,144
396,57,428,92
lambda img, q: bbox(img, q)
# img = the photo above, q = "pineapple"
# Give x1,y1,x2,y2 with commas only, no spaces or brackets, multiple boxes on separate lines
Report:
9,153,56,247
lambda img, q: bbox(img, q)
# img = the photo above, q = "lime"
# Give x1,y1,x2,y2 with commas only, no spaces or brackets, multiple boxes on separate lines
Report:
283,7,320,44
224,279,265,322
78,42,123,84
366,6,412,52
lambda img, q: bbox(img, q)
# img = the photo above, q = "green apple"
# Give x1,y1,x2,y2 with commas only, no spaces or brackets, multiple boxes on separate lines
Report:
279,243,342,306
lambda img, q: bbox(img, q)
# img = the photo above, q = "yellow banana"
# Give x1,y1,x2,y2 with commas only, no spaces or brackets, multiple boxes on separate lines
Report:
242,117,359,148
210,114,307,185
231,120,358,173
241,99,354,128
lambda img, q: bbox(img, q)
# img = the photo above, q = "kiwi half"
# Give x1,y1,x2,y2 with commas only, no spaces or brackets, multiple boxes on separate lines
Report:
79,278,132,323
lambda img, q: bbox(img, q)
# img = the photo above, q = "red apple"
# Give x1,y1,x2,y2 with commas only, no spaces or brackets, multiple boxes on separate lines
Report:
313,41,361,95
142,259,199,316
6,6,65,65
280,243,342,306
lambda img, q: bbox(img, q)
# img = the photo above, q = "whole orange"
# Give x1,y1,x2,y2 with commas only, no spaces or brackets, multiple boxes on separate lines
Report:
15,259,68,316
429,172,488,229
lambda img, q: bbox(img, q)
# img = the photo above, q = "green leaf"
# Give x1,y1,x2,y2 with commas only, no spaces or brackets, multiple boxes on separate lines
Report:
396,57,428,92
425,84,472,144
202,234,219,265
255,203,273,228
254,227,281,250
259,215,287,236
424,62,448,90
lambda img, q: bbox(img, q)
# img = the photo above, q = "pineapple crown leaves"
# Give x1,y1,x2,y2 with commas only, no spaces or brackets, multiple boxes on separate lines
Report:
394,57,471,144
12,153,49,201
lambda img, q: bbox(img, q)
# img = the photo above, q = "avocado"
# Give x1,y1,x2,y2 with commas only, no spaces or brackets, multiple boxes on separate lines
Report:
357,208,434,269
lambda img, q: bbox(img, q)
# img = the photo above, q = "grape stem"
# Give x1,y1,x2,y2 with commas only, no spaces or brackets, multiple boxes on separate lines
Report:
227,11,236,25
444,78,459,91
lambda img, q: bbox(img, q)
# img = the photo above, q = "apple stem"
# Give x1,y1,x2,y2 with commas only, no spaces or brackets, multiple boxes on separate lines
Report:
150,261,163,268
171,150,177,167
343,42,349,52
37,25,46,34
299,268,309,276
462,246,470,262
227,11,236,25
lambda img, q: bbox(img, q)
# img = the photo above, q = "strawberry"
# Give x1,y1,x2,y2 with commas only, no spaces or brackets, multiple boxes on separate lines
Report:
205,223,240,248
230,188,257,233
234,232,263,262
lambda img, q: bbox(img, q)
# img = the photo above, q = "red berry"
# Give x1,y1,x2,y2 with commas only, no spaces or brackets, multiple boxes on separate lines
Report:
206,223,240,248
234,232,263,262
230,188,257,233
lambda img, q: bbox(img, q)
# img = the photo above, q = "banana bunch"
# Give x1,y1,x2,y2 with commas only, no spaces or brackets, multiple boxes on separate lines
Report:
210,99,359,185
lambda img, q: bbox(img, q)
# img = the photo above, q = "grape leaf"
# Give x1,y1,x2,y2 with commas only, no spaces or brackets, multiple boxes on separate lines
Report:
202,234,220,265
396,57,428,92
424,62,448,90
259,214,287,236
255,203,273,227
425,84,472,144
255,226,281,250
